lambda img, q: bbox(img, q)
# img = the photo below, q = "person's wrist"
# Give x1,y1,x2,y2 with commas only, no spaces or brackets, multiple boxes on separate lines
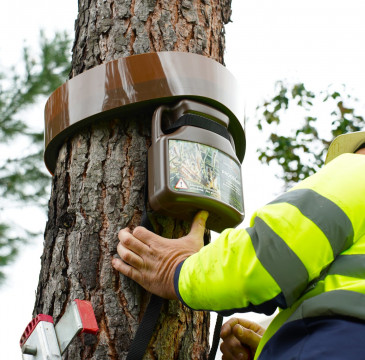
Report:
172,259,188,303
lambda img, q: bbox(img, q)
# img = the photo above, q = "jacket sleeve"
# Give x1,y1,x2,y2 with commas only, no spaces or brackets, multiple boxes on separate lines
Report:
174,154,361,315
174,225,286,315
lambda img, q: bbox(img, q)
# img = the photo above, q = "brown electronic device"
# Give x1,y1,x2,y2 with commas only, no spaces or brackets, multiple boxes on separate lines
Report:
43,52,246,232
148,100,244,232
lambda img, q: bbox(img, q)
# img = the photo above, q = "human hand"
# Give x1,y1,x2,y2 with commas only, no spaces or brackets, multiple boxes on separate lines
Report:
220,318,265,360
112,211,208,299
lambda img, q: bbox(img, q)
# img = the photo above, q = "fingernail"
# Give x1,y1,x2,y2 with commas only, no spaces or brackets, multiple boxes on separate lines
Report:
200,210,209,221
237,324,244,336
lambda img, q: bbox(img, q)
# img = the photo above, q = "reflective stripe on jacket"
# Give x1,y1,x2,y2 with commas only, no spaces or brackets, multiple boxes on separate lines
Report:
173,153,365,358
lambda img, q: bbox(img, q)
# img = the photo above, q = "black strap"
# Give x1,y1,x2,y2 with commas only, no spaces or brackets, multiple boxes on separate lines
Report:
126,294,164,360
164,113,231,142
208,314,224,360
126,162,164,360
126,113,225,359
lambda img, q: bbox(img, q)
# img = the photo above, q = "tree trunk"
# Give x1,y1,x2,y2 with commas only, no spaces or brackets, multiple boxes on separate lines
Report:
34,1,232,359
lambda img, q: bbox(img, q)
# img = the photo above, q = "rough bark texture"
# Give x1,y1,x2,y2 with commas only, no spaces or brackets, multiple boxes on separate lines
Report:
34,1,232,359
70,0,231,76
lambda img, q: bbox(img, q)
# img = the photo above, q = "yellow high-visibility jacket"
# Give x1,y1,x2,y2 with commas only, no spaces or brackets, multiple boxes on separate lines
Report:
173,153,365,359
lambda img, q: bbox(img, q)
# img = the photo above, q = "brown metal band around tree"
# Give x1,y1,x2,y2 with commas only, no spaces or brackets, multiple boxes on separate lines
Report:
44,51,245,174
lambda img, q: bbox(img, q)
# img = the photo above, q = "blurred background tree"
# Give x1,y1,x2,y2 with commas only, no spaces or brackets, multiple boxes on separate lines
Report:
0,31,71,281
255,81,364,189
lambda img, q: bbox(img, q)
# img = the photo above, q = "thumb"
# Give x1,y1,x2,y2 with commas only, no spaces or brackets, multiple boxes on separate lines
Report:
189,211,209,240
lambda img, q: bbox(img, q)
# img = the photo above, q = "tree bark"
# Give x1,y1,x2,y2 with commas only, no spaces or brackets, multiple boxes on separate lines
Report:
34,1,232,359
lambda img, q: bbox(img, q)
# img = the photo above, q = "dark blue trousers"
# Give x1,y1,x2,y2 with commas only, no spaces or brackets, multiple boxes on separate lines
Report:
259,317,365,359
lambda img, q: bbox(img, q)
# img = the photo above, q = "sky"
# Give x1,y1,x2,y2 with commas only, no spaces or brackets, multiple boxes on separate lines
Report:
1,0,365,358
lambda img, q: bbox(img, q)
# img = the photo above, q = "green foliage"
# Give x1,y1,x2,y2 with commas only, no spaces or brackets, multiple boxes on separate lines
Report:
0,31,71,281
256,81,364,188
